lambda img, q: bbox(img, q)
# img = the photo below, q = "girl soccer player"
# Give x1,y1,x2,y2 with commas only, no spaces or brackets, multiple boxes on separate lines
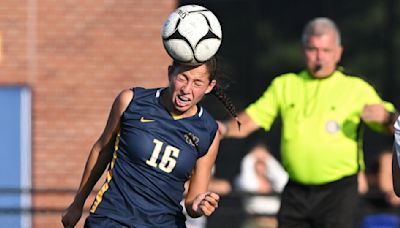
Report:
62,57,238,227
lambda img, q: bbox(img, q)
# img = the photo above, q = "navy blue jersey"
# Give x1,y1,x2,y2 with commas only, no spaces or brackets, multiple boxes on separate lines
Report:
89,87,218,227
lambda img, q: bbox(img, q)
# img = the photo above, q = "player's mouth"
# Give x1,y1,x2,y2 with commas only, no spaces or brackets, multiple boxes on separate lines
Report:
175,94,191,107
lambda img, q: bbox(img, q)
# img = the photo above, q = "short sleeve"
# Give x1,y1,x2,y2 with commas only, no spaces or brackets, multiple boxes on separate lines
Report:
245,78,281,131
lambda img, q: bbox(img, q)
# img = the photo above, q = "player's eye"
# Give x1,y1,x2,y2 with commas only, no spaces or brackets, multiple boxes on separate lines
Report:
194,80,205,87
176,75,187,82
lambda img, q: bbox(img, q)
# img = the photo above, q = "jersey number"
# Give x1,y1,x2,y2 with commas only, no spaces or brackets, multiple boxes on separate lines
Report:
146,139,180,173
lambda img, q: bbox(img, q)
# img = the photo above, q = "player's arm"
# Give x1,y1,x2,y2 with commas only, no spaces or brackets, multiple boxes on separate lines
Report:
61,89,133,228
218,111,260,138
184,130,221,218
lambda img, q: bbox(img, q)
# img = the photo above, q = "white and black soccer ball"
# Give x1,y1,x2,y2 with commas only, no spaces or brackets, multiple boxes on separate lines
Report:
162,5,222,66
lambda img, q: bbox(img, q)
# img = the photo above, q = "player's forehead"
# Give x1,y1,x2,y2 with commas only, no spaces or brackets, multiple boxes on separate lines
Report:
176,64,210,78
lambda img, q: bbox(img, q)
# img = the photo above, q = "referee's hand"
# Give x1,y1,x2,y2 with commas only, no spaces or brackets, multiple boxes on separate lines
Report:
361,104,389,124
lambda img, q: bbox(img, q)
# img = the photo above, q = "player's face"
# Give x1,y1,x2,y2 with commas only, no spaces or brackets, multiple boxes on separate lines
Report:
168,63,216,116
303,31,343,78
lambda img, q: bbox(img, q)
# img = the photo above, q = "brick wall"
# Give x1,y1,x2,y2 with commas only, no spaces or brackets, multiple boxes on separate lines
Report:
0,0,177,227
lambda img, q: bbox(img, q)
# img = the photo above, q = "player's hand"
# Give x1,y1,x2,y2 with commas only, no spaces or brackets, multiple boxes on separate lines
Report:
192,192,220,216
361,104,389,124
61,203,83,228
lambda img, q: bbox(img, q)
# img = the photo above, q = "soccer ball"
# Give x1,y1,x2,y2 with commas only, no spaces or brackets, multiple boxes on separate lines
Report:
162,5,222,66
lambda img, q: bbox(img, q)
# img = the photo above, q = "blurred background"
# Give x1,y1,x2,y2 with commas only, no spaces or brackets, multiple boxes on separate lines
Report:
188,0,400,192
0,0,399,227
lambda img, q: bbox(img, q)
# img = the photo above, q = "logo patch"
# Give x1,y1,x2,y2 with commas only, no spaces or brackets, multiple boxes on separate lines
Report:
184,132,199,147
140,117,155,123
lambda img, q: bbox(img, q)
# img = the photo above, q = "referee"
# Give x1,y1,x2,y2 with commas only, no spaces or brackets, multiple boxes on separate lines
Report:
220,17,398,228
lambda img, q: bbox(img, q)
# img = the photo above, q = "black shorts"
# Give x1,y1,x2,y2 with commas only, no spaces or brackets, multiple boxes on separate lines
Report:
278,174,358,228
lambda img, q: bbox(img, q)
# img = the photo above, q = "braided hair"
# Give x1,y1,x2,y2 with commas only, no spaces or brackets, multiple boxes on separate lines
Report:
204,56,241,129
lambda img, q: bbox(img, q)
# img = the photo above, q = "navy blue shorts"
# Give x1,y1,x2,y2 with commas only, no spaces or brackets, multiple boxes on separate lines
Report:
84,214,129,228
84,213,187,228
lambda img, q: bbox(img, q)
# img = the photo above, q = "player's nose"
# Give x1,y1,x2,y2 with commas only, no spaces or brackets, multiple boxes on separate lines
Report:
181,82,193,93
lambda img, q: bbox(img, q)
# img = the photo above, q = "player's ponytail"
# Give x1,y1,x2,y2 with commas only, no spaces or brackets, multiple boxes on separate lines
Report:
211,85,241,129
205,56,241,129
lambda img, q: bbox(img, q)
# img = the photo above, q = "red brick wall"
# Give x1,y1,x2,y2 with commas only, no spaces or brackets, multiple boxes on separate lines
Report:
0,1,177,227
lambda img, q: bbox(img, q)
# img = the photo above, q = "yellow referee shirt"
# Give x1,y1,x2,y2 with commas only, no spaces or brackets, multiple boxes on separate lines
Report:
246,70,395,184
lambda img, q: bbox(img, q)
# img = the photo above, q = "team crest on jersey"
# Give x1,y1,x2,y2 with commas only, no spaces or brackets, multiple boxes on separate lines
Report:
184,132,199,147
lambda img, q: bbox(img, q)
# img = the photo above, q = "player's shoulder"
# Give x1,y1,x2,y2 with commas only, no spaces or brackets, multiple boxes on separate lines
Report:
130,87,159,98
120,87,163,105
109,89,134,116
115,87,158,109
114,89,134,108
199,107,217,123
118,88,134,99
195,106,218,131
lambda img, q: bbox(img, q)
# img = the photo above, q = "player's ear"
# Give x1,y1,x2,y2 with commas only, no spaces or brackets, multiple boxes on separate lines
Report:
205,79,216,94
